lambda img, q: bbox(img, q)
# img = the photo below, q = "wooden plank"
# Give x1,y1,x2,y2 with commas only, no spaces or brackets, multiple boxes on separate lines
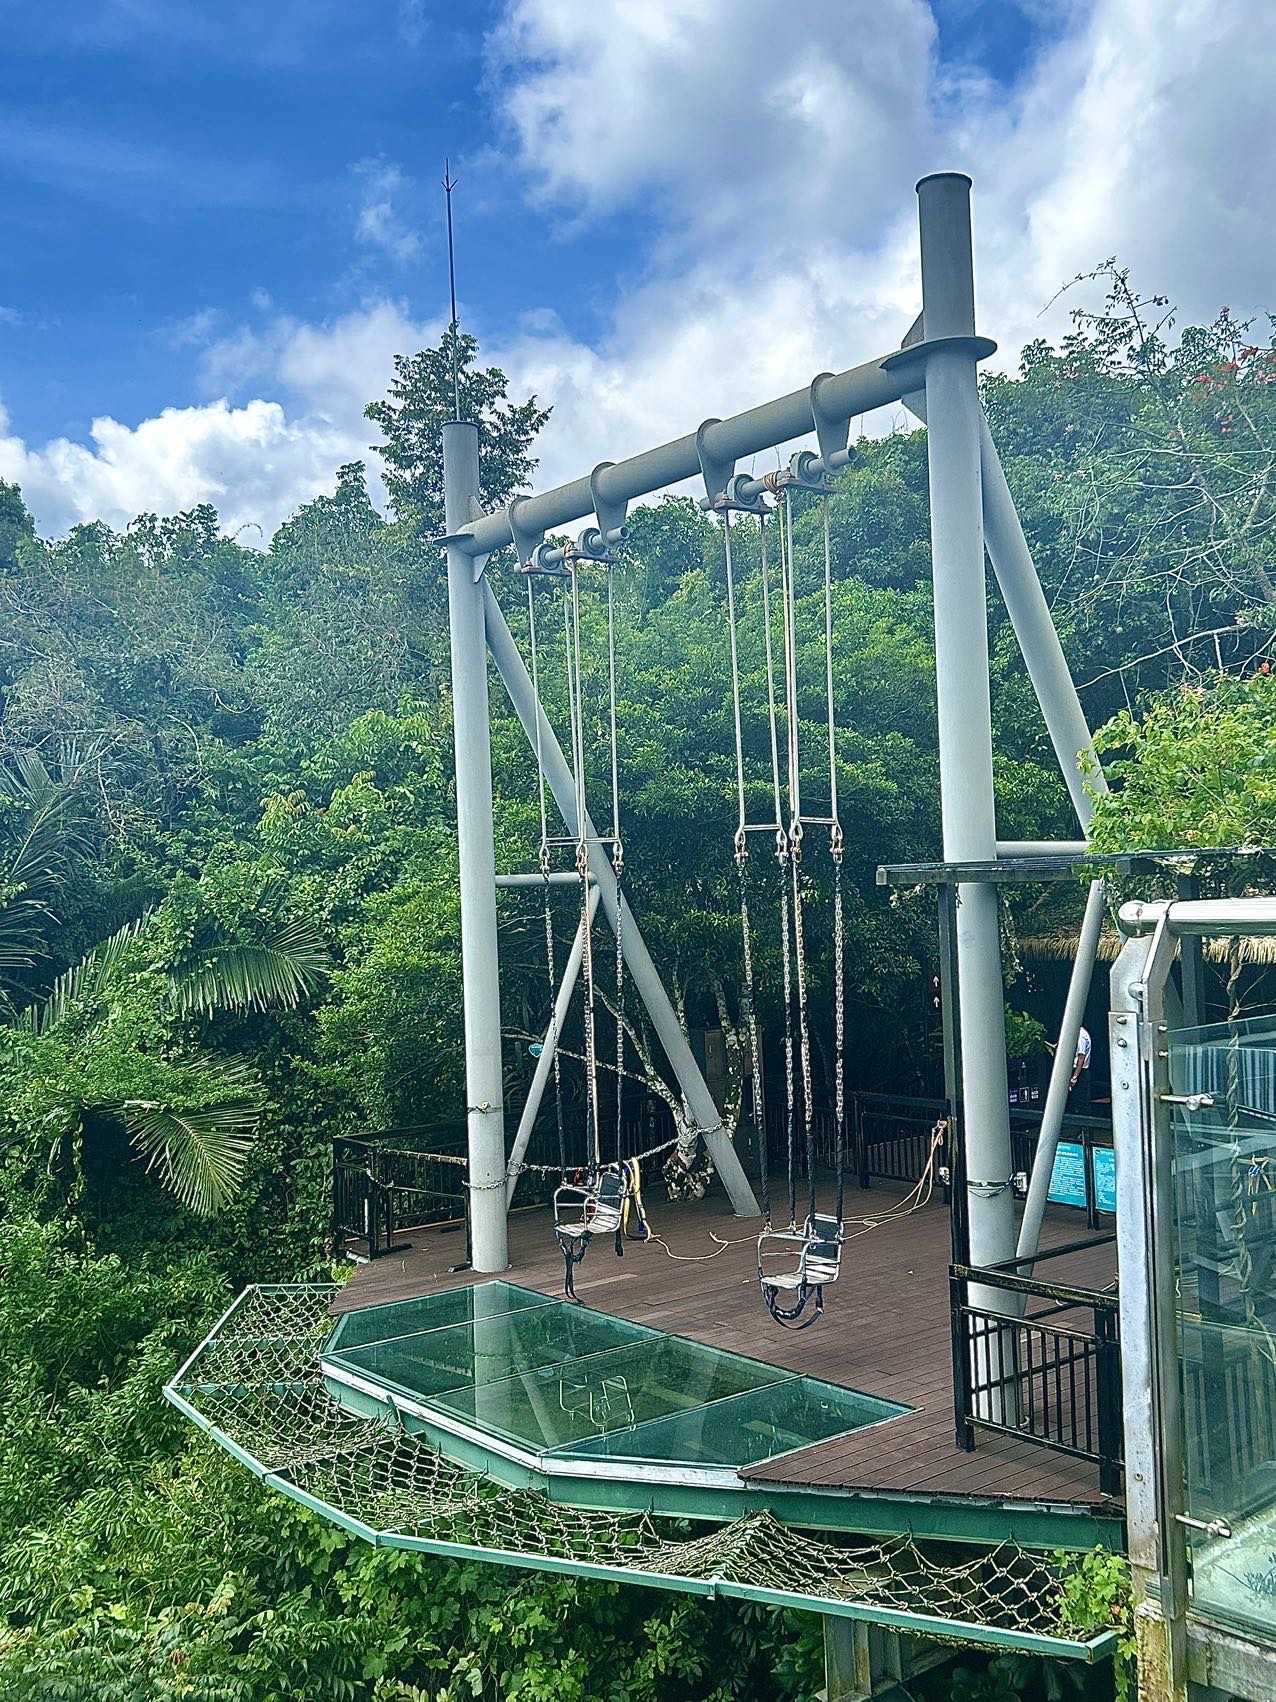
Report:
332,1182,1119,1512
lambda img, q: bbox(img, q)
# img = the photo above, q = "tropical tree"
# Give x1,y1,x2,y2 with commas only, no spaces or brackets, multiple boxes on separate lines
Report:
0,879,328,1214
0,748,90,1000
365,327,552,536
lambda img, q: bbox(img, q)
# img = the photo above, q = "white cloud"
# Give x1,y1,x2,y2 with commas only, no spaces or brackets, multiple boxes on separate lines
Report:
0,300,444,541
0,394,348,543
352,158,421,264
164,307,224,349
487,0,1276,498
4,0,1273,544
489,0,938,257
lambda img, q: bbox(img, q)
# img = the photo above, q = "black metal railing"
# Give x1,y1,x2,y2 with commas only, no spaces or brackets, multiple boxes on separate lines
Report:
1011,1109,1114,1230
852,1092,948,1186
333,1125,468,1259
950,1236,1123,1496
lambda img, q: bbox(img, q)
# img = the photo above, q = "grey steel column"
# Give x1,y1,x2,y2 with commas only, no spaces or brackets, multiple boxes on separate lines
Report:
443,422,509,1272
1016,877,1105,1263
483,581,760,1217
900,402,1108,828
976,417,1108,825
505,882,601,1207
1110,917,1189,1700
917,173,1015,1277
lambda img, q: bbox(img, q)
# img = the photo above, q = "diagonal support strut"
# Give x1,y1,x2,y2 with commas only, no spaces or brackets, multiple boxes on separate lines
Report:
482,580,760,1218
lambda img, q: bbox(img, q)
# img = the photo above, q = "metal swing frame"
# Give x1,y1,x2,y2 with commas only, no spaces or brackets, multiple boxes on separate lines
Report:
441,173,1110,1297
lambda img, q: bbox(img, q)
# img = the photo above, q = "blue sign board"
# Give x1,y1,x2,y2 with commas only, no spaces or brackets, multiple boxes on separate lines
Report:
1048,1141,1116,1214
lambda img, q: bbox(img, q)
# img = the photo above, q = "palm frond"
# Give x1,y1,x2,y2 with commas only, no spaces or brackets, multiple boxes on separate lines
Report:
18,913,153,1033
172,916,329,1018
117,1059,261,1215
0,751,89,975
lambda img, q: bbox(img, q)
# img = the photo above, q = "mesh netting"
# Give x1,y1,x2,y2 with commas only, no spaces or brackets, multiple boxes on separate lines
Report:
166,1285,1110,1657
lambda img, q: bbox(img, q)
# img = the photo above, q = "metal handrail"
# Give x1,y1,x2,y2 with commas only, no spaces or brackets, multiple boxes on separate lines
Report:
950,1250,1123,1497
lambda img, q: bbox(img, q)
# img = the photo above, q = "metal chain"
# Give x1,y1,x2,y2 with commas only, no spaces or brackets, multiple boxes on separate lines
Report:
607,565,626,1163
722,509,771,1226
760,511,797,1228
759,513,786,836
824,492,846,1222
833,842,846,1223
780,489,816,1225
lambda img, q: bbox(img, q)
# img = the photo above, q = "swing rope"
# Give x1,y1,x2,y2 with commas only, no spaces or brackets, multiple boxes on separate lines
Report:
779,489,817,1229
822,492,847,1225
565,570,602,1172
760,511,799,1232
527,577,569,1178
724,507,770,1229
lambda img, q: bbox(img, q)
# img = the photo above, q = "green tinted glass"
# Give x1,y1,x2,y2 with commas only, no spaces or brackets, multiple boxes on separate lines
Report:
324,1285,906,1472
327,1281,556,1352
1171,1017,1276,1639
558,1376,906,1468
430,1334,789,1452
328,1302,656,1404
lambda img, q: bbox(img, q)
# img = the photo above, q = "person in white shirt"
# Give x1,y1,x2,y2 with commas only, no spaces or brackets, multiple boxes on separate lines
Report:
1069,1025,1092,1111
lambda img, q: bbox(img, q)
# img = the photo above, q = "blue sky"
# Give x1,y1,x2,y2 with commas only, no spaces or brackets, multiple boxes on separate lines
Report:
1,0,1271,538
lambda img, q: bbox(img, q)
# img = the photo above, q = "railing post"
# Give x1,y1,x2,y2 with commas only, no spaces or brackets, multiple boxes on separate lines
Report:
366,1151,383,1259
1082,1118,1099,1231
856,1095,870,1190
332,1140,343,1258
1095,1306,1124,1497
950,1272,975,1451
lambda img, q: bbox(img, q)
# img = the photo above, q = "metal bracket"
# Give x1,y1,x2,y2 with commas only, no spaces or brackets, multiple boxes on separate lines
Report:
506,497,545,572
709,472,767,514
809,371,850,469
784,449,836,494
1175,1513,1232,1539
695,417,733,510
528,523,629,575
880,332,999,385
589,461,628,541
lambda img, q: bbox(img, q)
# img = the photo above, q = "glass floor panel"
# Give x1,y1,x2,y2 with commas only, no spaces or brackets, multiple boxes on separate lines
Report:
327,1301,659,1405
428,1334,792,1453
558,1375,906,1468
327,1281,557,1352
322,1285,908,1475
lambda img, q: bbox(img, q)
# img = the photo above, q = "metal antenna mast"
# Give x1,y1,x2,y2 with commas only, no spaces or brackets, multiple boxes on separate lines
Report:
443,158,462,420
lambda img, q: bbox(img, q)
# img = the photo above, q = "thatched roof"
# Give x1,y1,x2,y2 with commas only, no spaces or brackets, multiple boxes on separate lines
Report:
1020,928,1276,964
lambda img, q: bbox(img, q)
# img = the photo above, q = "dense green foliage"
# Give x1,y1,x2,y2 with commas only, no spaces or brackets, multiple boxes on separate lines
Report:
0,285,1272,1695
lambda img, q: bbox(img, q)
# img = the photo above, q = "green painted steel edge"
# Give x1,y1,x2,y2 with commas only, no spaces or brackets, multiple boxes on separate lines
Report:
539,1467,1122,1552
163,1384,276,1479
165,1377,1118,1664
240,1471,1121,1665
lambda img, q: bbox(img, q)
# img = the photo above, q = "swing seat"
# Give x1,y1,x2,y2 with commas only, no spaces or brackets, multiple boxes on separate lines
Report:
554,1166,628,1300
758,1214,843,1328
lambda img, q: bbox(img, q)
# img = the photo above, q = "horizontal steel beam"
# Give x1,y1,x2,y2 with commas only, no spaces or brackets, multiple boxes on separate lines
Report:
1120,896,1276,937
453,350,914,559
996,839,1089,858
495,872,589,888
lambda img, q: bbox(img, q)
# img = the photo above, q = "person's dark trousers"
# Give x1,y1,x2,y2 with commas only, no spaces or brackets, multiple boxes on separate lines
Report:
1068,1071,1092,1115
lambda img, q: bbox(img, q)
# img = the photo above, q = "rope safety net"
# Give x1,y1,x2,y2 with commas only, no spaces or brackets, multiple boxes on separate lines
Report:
166,1284,1114,1658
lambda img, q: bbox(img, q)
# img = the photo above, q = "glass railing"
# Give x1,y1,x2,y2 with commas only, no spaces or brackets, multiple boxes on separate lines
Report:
1171,1018,1276,1638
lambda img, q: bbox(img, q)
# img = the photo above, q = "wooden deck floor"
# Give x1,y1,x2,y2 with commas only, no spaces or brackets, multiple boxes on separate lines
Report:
333,1179,1119,1517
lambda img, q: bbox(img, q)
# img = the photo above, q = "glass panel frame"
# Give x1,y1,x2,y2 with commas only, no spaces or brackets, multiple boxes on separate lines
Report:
1171,1016,1276,1639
